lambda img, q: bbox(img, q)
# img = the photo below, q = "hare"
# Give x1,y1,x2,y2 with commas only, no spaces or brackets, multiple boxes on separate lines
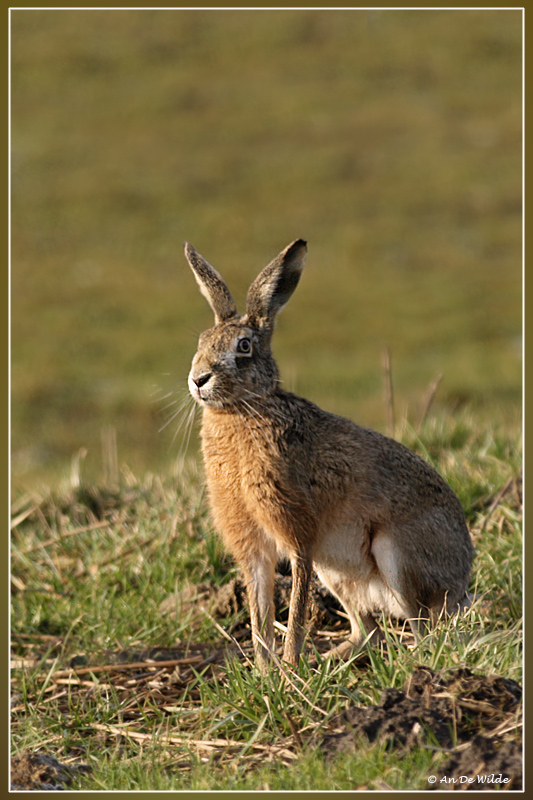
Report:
185,239,474,670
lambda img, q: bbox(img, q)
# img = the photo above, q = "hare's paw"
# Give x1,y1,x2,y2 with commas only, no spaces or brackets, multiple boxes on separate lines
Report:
326,623,384,662
326,639,370,663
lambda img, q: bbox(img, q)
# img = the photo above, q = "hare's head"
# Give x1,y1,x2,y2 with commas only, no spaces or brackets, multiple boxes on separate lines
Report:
185,239,307,410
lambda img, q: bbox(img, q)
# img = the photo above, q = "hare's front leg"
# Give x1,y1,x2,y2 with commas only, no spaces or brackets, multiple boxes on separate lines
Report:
241,538,278,672
282,553,313,667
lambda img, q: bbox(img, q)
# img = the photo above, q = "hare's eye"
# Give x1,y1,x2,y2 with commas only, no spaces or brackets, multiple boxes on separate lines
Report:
236,337,252,356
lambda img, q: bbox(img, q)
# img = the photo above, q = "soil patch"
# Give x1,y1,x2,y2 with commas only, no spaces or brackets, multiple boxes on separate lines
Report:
160,573,347,632
321,666,522,790
10,751,92,791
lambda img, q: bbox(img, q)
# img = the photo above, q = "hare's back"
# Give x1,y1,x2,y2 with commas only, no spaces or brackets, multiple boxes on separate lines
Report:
288,395,462,514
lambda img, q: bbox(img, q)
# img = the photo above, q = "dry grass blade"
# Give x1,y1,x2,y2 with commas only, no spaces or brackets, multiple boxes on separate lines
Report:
20,518,116,555
10,505,39,529
50,655,210,680
418,373,443,431
372,779,396,791
90,723,299,761
95,530,161,568
489,718,523,739
456,697,505,716
479,476,516,531
382,345,395,438
200,607,255,668
11,575,26,592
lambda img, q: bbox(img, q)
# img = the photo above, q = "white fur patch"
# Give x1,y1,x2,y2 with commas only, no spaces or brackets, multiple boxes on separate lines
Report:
371,534,402,595
313,524,409,620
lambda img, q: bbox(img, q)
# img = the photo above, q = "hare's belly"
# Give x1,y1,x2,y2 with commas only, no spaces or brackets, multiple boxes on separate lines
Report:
312,522,407,617
313,521,373,578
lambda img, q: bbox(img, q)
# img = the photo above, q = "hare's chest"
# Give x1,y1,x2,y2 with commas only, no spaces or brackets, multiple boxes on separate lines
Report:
201,418,294,536
201,418,262,501
203,412,274,474
202,427,243,496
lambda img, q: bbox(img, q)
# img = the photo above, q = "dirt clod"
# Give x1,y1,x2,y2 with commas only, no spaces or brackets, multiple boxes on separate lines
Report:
321,666,521,790
10,751,92,791
435,733,522,790
160,573,347,635
205,573,345,630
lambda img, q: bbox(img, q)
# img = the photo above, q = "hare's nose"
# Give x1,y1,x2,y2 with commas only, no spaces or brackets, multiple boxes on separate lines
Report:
193,373,211,389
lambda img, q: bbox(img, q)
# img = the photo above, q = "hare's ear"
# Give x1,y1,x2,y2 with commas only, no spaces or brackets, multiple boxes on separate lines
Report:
184,243,238,325
246,239,307,329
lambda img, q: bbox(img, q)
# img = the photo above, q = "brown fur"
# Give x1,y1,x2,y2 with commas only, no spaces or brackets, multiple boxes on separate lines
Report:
184,240,474,670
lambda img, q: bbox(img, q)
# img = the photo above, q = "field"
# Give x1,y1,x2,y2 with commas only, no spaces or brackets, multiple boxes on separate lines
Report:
10,8,522,793
10,8,522,487
11,413,522,790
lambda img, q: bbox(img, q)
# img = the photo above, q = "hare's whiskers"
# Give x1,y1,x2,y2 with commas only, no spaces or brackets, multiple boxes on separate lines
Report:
167,397,195,440
158,396,192,433
243,390,290,423
230,400,265,451
155,390,176,402
240,398,268,427
149,385,168,399
173,401,198,456
158,397,180,414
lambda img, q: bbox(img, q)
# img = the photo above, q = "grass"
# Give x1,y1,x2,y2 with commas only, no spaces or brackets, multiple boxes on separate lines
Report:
10,8,522,487
10,410,522,791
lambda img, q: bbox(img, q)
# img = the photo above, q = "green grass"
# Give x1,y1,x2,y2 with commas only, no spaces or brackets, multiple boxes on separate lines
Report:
10,411,522,791
10,8,522,487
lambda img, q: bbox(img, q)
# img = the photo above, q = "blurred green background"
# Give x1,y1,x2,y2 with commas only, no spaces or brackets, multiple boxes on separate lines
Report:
10,8,522,489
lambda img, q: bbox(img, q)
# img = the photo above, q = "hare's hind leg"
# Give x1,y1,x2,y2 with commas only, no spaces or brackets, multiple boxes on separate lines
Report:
327,609,384,661
314,566,384,660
